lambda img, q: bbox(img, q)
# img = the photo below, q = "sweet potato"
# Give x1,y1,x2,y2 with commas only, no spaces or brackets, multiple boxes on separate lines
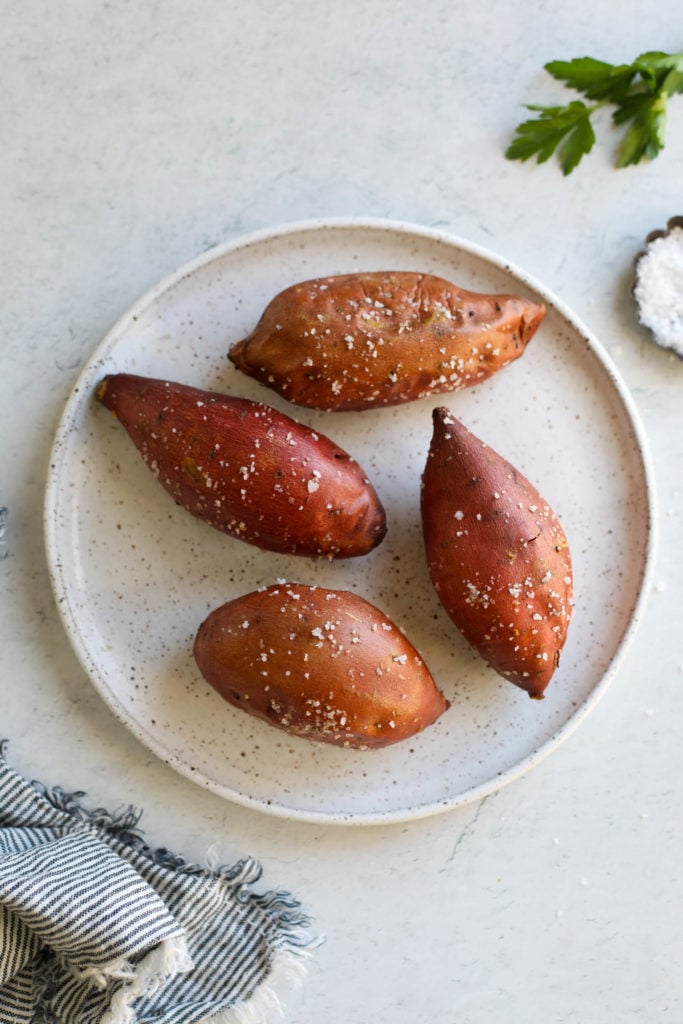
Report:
193,583,449,749
229,271,545,411
96,373,386,558
421,408,573,698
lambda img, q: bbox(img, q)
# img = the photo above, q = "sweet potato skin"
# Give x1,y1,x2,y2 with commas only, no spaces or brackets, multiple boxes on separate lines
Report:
193,583,449,749
96,373,386,558
421,408,573,698
229,271,545,411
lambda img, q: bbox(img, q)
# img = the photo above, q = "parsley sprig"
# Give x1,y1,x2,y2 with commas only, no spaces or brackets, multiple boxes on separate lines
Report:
506,51,683,174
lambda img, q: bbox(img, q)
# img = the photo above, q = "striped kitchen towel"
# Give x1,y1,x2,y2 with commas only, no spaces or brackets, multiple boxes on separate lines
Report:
0,743,316,1024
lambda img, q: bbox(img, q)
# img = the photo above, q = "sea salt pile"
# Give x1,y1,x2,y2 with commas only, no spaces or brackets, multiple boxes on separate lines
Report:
634,223,683,358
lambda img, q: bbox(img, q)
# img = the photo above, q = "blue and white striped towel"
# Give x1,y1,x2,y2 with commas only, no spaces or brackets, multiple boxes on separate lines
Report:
0,743,315,1024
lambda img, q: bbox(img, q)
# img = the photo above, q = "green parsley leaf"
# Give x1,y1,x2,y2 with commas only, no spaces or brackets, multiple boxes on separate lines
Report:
558,108,597,174
634,50,683,88
505,101,597,174
660,67,683,97
507,49,683,173
545,57,636,101
615,93,667,165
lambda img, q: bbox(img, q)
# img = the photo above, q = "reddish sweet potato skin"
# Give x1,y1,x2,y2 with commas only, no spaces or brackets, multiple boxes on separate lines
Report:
421,408,573,698
193,583,449,749
96,373,386,558
228,271,545,411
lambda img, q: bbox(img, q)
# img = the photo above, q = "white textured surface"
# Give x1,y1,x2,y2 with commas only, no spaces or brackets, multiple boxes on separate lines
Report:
2,2,682,1020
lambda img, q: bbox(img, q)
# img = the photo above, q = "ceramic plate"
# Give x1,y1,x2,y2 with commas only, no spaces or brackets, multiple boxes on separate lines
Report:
44,219,656,825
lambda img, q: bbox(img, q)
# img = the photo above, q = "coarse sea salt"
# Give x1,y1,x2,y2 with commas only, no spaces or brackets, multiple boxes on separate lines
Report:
634,223,683,357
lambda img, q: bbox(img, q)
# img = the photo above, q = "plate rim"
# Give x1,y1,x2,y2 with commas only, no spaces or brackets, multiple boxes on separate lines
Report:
43,216,659,826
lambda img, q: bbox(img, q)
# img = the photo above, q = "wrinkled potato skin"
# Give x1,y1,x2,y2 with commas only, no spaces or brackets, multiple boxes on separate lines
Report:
97,373,386,558
193,584,449,749
421,408,573,699
229,271,545,411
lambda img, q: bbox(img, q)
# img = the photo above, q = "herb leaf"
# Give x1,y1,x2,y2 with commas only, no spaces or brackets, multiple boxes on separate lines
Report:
615,93,667,165
508,49,683,173
558,108,597,174
545,57,636,101
505,101,597,174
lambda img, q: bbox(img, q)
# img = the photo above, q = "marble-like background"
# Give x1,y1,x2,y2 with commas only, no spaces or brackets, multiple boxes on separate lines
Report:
3,3,682,1020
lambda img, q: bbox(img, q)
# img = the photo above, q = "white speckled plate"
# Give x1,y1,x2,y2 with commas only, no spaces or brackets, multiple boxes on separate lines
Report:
44,219,656,825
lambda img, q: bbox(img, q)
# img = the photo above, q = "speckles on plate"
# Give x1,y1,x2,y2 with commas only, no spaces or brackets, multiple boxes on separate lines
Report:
43,219,654,825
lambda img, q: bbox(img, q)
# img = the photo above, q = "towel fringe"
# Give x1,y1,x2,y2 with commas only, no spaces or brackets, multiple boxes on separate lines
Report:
194,946,315,1024
99,934,194,1024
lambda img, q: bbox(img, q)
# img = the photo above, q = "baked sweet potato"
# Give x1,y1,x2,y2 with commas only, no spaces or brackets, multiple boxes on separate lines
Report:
229,271,545,411
421,408,573,698
193,583,449,749
96,373,386,558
